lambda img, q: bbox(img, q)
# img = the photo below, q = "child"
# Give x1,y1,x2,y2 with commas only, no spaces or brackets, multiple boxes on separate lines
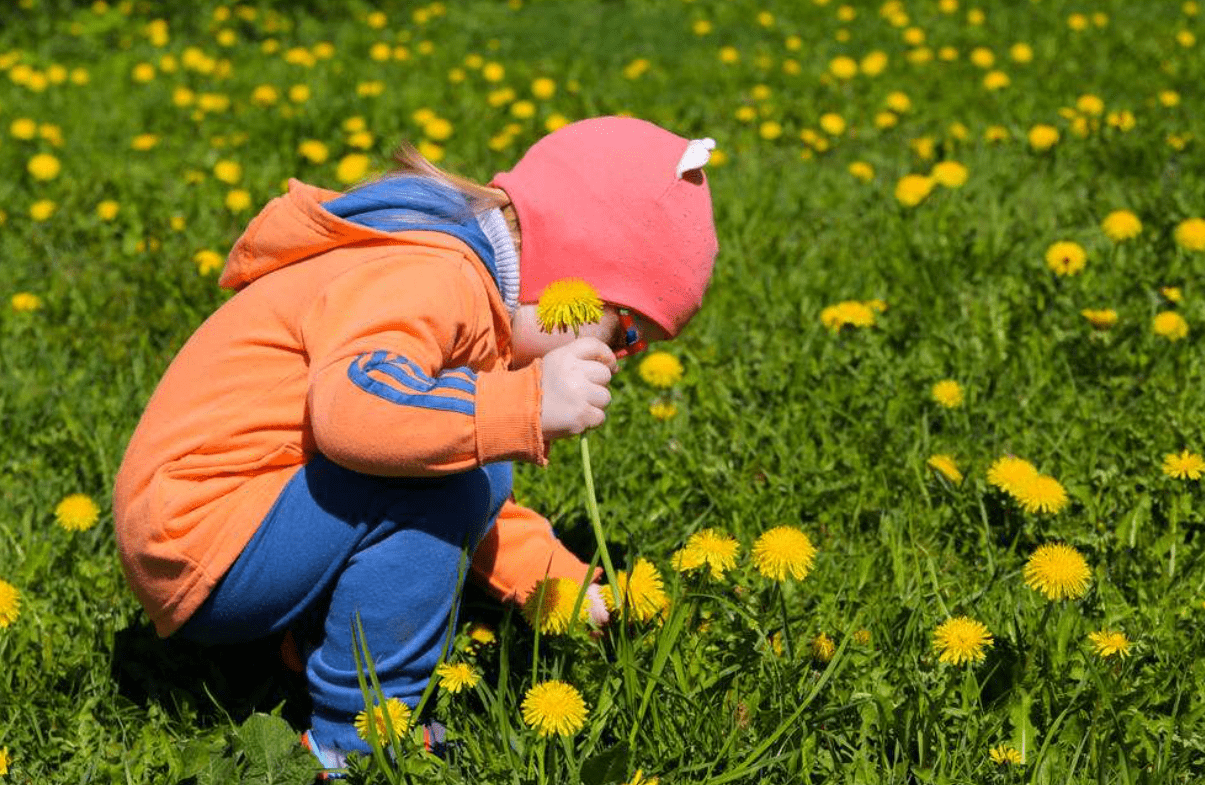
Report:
112,116,718,768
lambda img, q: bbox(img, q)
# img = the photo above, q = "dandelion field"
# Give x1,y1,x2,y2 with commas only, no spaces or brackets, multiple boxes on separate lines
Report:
3,0,1205,782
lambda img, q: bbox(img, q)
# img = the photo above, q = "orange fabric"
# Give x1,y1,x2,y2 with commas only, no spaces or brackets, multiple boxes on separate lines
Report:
114,179,588,636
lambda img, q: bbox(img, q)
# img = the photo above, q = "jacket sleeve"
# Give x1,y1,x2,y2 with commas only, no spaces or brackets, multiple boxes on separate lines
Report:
302,253,547,476
470,498,599,603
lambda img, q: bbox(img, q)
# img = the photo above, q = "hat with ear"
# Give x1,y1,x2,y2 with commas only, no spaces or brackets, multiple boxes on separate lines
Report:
490,116,718,338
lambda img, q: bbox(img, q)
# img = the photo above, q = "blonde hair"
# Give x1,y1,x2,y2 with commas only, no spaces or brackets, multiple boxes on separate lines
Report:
391,142,520,251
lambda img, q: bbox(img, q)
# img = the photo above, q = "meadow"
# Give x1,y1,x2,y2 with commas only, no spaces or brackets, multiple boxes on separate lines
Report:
2,0,1205,782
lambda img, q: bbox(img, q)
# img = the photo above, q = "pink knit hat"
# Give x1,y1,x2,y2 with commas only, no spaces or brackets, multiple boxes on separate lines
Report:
490,116,718,338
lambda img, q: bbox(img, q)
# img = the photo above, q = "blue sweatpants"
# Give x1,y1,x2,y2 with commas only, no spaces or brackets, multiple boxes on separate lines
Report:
177,453,513,752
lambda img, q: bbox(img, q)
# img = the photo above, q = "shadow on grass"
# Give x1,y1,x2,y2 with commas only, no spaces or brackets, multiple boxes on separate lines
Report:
110,620,311,730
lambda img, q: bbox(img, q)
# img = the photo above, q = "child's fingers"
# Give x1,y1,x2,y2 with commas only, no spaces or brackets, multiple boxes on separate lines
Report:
568,336,619,372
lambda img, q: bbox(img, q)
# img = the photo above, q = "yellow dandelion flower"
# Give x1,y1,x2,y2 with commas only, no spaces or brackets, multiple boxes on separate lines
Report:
752,525,817,582
225,189,251,212
354,697,411,743
853,628,872,645
10,117,38,140
1014,474,1069,514
622,770,659,785
1087,629,1131,659
1100,210,1141,242
522,577,590,634
1010,42,1034,63
982,70,1010,90
848,161,874,182
1152,311,1189,341
860,50,888,75
55,493,100,532
0,746,8,775
130,133,159,151
11,292,42,312
96,200,120,221
969,46,994,68
930,161,968,188
990,744,1023,765
213,159,241,184
671,528,740,580
829,55,858,79
1174,218,1205,251
820,300,877,331
531,77,556,99
0,579,20,627
1162,449,1204,480
434,661,481,693
600,558,668,623
648,400,677,421
931,379,964,408
194,249,224,275
1028,124,1060,151
522,680,588,737
1081,309,1118,330
895,174,935,207
638,352,683,388
1024,542,1091,600
927,454,963,484
535,278,603,334
335,153,371,185
467,622,496,647
987,456,1039,496
758,121,782,141
932,616,993,665
819,113,846,136
984,125,1010,143
1045,241,1087,276
1160,286,1183,303
624,57,652,78
29,200,56,222
298,139,329,164
27,152,61,181
811,632,836,662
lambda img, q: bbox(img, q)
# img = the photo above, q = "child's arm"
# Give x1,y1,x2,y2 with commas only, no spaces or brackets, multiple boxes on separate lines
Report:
302,253,545,476
470,498,601,604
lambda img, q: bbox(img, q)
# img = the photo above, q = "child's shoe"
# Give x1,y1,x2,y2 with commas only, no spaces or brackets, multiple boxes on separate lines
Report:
300,721,448,780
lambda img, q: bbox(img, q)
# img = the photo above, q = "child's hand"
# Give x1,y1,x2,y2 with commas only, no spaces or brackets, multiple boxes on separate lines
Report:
585,583,610,628
539,337,618,441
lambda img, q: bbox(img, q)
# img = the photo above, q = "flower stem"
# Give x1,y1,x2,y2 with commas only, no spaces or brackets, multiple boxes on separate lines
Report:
777,583,796,660
580,435,622,612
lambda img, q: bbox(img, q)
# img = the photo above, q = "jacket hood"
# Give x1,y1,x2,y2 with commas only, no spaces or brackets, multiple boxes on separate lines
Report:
218,179,400,290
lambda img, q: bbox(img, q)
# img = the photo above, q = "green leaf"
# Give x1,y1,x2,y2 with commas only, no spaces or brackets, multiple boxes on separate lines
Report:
1009,688,1038,762
580,741,631,785
233,713,319,785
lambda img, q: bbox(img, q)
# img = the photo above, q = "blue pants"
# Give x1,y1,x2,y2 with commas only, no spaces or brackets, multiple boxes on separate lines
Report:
177,453,513,751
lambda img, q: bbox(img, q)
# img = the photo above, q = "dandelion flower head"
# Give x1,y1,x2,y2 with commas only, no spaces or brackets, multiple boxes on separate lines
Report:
55,493,100,532
1162,449,1204,480
931,379,964,408
932,616,993,665
811,632,836,662
1024,542,1091,600
0,579,20,628
820,300,877,331
927,454,963,484
1174,217,1205,251
752,525,817,581
1028,124,1060,151
435,661,481,693
354,697,411,743
987,455,1038,496
1014,474,1069,514
1087,629,1131,659
648,400,678,420
671,528,740,580
521,680,588,737
638,352,684,388
11,292,42,312
622,770,659,785
1153,311,1189,341
1045,241,1087,276
930,160,968,188
522,576,590,634
895,173,935,207
601,558,669,623
1101,210,1142,242
536,278,604,333
990,744,1023,765
1081,308,1118,330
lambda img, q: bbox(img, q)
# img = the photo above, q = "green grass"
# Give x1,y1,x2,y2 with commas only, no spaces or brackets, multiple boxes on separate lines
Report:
2,0,1205,782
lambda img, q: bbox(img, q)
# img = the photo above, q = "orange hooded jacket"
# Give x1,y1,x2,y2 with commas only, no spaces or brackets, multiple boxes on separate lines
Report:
113,179,592,637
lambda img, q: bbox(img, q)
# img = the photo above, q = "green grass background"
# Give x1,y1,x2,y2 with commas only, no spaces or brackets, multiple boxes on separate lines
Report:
1,0,1204,782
